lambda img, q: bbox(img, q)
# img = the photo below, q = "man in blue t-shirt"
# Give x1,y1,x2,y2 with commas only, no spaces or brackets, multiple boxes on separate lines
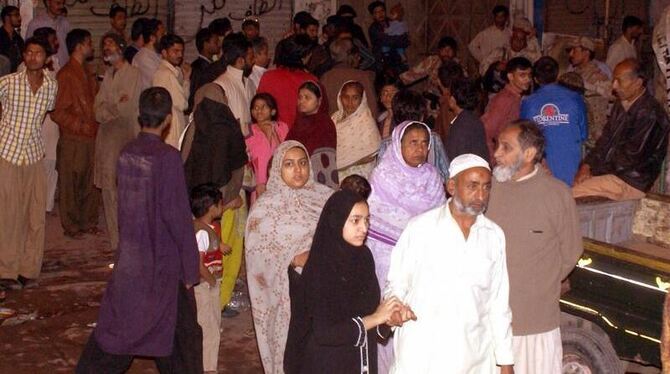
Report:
520,56,587,186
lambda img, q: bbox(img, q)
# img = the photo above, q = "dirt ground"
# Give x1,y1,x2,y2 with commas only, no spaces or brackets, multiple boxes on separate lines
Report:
0,210,263,373
0,209,662,374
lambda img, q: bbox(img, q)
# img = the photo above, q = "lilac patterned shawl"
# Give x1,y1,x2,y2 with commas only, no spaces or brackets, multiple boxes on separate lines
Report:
367,121,446,246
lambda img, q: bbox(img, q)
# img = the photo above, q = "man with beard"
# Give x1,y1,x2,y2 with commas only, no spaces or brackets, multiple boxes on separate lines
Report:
27,0,71,66
214,33,255,137
486,120,582,374
212,32,256,318
51,28,100,239
0,5,24,72
152,33,191,149
385,153,514,373
132,18,165,89
400,36,462,98
93,33,141,251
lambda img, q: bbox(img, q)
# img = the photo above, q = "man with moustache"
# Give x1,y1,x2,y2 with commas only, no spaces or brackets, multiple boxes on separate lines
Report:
214,33,255,137
94,33,141,251
152,33,191,149
0,37,58,291
51,28,100,238
486,120,582,373
481,57,532,160
573,58,670,201
27,0,71,66
0,5,24,72
385,154,514,373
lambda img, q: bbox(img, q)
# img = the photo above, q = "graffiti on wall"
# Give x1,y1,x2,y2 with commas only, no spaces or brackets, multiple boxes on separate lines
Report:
195,0,285,30
63,0,161,18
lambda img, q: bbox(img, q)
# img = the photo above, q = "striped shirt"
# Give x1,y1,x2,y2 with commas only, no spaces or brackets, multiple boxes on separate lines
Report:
0,70,58,165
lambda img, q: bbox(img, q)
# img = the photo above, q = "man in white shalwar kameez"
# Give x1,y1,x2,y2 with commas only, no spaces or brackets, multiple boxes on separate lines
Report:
214,34,255,137
385,154,514,374
152,34,190,149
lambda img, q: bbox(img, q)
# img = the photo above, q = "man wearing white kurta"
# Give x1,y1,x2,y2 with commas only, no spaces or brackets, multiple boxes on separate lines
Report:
214,34,255,137
152,34,190,149
606,16,643,72
469,5,511,63
386,154,514,374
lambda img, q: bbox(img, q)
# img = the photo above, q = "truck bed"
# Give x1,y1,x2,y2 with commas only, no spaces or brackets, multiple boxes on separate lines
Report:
620,236,670,262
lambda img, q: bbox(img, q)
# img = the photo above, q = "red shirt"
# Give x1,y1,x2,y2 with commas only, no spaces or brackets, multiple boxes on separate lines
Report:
256,67,320,129
481,84,522,161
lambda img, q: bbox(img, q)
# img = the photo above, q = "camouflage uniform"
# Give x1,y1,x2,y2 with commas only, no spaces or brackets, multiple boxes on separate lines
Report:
574,60,612,149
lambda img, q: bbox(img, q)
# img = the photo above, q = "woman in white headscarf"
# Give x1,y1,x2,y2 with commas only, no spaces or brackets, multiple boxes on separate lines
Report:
246,140,334,373
331,80,382,180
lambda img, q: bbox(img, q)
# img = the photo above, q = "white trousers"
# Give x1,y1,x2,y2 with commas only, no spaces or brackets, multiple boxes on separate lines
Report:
510,328,562,374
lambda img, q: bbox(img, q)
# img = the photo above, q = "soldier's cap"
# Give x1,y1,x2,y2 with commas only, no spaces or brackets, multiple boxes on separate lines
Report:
567,36,595,52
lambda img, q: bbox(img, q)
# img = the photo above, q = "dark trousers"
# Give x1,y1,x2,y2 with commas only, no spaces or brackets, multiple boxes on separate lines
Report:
76,283,203,374
56,136,100,234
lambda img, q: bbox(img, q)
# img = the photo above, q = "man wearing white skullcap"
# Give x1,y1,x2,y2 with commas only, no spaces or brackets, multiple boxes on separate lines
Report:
487,120,582,374
384,153,514,373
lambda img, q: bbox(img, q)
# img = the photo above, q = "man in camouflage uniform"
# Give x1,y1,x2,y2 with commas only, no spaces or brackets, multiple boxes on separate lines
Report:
568,37,612,149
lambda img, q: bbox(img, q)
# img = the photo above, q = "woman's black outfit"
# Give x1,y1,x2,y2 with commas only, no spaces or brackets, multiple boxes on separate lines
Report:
285,190,386,374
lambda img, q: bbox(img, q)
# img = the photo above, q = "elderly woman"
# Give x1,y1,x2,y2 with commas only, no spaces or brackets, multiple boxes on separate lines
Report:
367,121,446,373
377,89,450,181
332,81,382,181
246,141,333,374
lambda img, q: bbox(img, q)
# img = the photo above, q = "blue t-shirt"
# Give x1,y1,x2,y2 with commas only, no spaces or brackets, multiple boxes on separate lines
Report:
520,84,587,186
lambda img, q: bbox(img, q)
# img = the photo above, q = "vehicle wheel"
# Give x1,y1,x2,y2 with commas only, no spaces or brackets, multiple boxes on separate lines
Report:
562,326,623,374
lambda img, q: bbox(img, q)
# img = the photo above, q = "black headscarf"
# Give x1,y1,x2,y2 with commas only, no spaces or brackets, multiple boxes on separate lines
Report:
184,84,248,192
303,189,380,322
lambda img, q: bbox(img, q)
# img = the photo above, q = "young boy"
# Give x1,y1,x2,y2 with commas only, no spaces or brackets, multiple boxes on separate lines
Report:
77,87,202,372
190,183,235,373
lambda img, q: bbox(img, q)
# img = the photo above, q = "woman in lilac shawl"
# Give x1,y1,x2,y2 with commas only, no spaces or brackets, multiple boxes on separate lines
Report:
367,121,446,373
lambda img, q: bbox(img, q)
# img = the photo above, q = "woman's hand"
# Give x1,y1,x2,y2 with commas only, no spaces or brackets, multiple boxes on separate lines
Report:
362,297,402,329
291,251,310,268
256,183,267,196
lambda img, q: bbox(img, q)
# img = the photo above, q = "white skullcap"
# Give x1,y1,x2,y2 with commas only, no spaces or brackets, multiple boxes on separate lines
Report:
448,154,490,178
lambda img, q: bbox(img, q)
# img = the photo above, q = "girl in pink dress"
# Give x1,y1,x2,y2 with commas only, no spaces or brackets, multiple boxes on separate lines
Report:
245,93,289,203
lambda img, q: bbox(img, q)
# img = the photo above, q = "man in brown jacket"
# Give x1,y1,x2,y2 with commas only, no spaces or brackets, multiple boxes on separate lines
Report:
51,28,99,238
487,120,583,373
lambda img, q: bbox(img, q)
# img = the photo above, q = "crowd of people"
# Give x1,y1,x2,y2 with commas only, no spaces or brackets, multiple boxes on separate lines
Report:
1,0,670,373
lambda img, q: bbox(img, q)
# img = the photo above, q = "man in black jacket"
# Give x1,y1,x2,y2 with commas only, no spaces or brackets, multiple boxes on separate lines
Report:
573,58,670,200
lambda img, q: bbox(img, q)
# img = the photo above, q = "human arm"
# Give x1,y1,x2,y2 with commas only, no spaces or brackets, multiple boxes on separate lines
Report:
399,56,434,85
384,222,417,307
556,188,584,280
573,163,592,185
94,77,118,124
160,151,200,286
468,30,485,62
195,231,217,286
51,70,96,137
